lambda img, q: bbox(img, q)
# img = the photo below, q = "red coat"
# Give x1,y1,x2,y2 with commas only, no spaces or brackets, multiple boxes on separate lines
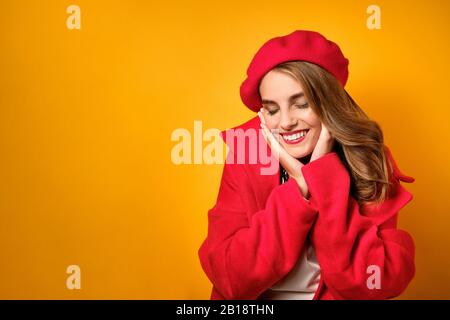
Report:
198,116,415,300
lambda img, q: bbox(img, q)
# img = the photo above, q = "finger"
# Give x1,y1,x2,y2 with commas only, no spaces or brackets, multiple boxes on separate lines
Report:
258,108,267,125
258,111,263,130
260,124,270,146
262,124,285,152
260,122,273,148
270,128,281,142
261,123,288,161
257,111,264,127
261,123,277,146
259,121,271,145
260,123,301,173
261,123,282,157
320,122,334,140
258,110,282,144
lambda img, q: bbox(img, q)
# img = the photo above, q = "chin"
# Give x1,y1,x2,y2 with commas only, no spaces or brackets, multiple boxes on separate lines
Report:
284,144,312,159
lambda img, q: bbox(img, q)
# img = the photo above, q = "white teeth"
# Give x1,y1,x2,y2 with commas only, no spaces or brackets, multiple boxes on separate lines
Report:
283,130,307,141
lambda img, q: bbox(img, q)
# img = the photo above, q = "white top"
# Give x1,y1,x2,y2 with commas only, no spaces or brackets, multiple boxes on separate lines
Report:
260,238,321,300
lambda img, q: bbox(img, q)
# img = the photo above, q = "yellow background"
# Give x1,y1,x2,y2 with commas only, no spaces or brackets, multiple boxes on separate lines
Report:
0,0,449,299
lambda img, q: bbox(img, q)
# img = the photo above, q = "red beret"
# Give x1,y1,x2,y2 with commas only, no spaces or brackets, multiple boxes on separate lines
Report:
240,30,349,112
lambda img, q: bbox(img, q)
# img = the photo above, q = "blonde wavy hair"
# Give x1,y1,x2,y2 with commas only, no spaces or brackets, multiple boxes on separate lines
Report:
272,61,395,206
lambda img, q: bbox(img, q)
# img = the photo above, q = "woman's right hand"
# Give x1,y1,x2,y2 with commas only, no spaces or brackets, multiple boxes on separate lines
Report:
258,110,310,199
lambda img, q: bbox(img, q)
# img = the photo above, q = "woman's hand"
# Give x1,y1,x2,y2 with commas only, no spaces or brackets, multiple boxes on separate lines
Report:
258,110,310,198
310,122,335,162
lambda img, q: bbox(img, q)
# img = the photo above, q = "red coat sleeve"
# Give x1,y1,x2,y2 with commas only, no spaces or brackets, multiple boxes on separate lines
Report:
198,160,318,300
301,149,415,299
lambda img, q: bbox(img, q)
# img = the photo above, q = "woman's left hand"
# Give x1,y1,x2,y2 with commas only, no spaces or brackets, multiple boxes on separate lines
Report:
310,122,335,162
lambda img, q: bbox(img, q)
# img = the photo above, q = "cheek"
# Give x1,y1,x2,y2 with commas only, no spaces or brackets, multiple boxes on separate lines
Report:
304,112,321,145
265,116,279,129
303,109,321,125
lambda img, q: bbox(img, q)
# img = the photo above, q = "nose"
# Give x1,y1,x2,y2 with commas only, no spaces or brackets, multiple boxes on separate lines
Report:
279,109,298,131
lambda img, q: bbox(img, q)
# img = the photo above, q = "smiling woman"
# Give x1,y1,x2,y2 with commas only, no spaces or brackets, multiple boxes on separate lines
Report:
260,91,311,146
198,30,416,300
260,60,395,205
259,71,321,161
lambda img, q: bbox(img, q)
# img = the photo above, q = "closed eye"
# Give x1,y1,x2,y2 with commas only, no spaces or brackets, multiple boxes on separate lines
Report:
267,109,279,115
295,103,309,109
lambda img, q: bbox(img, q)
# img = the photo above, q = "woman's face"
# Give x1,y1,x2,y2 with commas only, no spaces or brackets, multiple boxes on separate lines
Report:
259,69,322,159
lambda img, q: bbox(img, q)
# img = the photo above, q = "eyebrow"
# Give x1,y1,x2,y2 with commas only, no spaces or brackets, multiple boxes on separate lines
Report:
261,92,305,106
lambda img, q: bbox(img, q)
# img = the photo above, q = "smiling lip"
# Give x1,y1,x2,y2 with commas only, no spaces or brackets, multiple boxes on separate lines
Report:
279,129,309,145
